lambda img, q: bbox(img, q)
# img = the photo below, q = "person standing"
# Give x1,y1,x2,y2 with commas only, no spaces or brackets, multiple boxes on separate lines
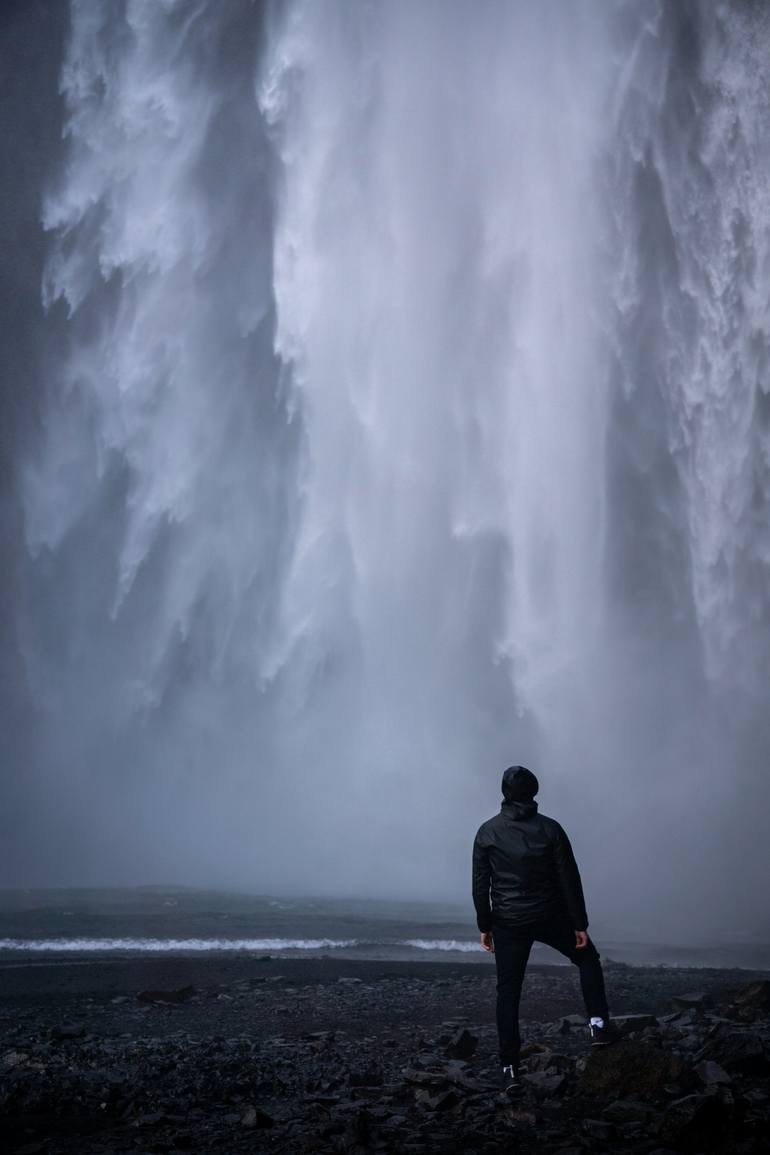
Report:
472,765,616,1094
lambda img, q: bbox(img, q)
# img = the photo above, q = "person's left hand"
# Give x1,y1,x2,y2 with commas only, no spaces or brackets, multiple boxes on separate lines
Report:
574,931,588,950
480,931,494,952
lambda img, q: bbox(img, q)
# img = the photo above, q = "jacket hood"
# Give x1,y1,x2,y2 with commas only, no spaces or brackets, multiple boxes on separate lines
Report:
500,797,539,820
501,764,539,803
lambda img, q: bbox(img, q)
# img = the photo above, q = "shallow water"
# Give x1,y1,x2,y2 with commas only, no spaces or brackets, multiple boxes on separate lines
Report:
1,888,768,970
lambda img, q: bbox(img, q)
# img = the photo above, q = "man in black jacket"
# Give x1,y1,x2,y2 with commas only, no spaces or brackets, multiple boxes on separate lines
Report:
472,765,614,1093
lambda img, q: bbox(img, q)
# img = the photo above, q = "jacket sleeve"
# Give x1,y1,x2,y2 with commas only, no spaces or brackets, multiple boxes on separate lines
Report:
553,823,588,931
472,828,493,933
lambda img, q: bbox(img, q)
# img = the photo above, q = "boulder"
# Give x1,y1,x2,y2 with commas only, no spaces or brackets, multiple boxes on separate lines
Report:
524,1071,566,1095
697,1025,769,1075
613,1013,658,1034
578,1040,685,1097
443,1028,477,1060
658,1091,732,1151
414,1087,459,1112
672,991,710,1010
694,1060,731,1086
50,1023,86,1039
733,979,770,1014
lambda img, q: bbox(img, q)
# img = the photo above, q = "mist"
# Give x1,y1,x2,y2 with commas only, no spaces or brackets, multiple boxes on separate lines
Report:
2,0,769,944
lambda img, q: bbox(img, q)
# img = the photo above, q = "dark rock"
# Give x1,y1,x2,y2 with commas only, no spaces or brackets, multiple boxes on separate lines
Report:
526,1050,572,1074
558,1013,585,1034
136,985,196,1005
506,1107,537,1125
443,1027,477,1060
695,1059,731,1086
658,1091,732,1151
697,1025,769,1075
582,1118,612,1139
414,1087,458,1112
50,1022,86,1040
240,1105,274,1127
578,1039,685,1097
402,1067,447,1086
733,979,770,1013
602,1096,652,1118
613,1013,658,1034
524,1071,566,1095
672,991,710,1010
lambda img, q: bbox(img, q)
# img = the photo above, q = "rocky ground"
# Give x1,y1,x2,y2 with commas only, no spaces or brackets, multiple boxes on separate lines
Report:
1,954,769,1153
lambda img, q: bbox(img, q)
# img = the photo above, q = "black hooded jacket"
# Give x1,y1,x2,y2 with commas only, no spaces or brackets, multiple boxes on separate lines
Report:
472,777,588,933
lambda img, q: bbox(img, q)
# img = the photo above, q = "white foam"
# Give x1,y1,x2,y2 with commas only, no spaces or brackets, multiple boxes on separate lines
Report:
0,937,357,952
404,939,479,953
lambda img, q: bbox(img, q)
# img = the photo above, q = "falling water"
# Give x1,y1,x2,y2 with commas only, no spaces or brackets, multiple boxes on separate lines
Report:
13,0,770,935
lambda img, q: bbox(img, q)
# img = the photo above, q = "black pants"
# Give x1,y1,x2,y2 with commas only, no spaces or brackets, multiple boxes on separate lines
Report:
492,918,609,1066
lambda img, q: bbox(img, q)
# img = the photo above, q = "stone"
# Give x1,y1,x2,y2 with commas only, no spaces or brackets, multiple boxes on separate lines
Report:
558,1013,585,1034
402,1067,447,1086
414,1087,458,1112
578,1039,685,1097
50,1022,86,1039
695,1059,731,1086
698,1026,769,1075
524,1071,566,1095
672,991,710,1010
136,985,196,1005
658,1091,732,1150
240,1105,274,1127
2,1050,29,1069
733,979,770,1012
582,1118,612,1139
602,1097,653,1123
443,1028,477,1060
613,1013,658,1034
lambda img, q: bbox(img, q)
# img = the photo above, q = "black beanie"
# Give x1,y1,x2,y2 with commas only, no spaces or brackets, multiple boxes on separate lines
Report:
501,765,539,802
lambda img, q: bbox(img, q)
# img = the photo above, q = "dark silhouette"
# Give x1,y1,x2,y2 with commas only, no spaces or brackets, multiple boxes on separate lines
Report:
472,765,615,1092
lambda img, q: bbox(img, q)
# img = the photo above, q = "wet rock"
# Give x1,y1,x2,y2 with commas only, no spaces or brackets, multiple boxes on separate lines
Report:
402,1067,446,1086
136,985,196,1005
695,1059,731,1086
613,1013,658,1034
524,1071,566,1095
658,1091,732,1151
578,1039,685,1097
240,1105,274,1127
506,1106,537,1125
582,1117,612,1140
733,979,770,1014
672,991,710,1010
50,1022,86,1039
558,1013,585,1034
443,1027,477,1060
337,976,363,985
602,1097,653,1123
414,1087,458,1112
697,1024,769,1075
2,1050,29,1069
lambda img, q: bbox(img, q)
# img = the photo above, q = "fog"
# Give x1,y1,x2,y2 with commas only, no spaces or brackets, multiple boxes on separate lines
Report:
2,0,768,943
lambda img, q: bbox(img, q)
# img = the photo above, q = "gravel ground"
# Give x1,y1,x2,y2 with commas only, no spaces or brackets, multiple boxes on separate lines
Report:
2,953,769,1153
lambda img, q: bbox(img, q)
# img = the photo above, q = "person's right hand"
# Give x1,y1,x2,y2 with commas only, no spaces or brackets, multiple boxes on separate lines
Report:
574,931,588,950
480,931,494,952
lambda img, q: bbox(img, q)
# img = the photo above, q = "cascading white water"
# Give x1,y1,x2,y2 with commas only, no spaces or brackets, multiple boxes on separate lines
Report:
16,0,770,933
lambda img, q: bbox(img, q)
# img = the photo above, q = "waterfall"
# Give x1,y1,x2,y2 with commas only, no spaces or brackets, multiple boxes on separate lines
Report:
14,0,769,932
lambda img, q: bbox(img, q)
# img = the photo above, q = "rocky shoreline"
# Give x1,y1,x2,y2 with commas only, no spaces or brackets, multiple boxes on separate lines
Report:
2,954,769,1153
